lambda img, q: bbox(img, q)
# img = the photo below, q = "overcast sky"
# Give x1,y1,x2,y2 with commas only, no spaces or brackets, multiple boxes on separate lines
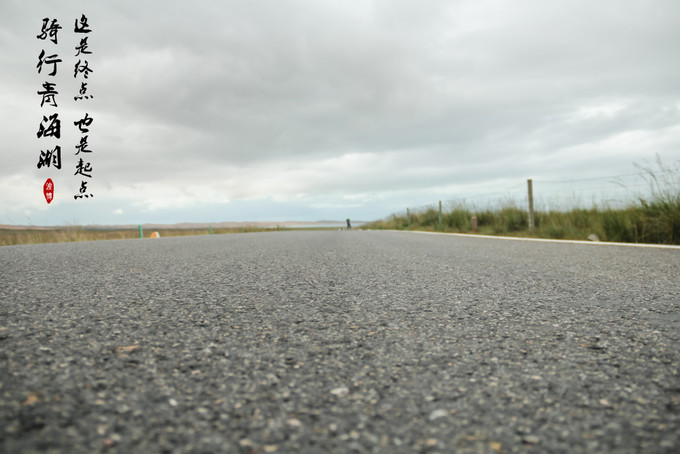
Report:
1,0,679,226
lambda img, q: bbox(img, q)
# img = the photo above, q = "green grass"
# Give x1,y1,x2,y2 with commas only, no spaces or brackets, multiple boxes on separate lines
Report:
365,158,680,245
363,203,679,244
364,200,680,244
365,172,680,244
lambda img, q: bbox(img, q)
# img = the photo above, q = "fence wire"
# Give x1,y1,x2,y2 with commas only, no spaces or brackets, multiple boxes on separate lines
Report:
411,164,679,214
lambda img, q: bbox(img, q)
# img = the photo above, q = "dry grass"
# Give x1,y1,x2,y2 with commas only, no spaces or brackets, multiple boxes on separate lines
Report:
0,226,272,246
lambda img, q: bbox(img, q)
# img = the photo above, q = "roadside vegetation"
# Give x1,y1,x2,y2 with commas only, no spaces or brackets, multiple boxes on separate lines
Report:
0,226,273,246
3,159,677,246
0,225,346,246
364,159,680,245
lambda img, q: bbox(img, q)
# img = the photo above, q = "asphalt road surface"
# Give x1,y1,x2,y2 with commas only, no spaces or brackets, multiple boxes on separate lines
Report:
1,230,679,453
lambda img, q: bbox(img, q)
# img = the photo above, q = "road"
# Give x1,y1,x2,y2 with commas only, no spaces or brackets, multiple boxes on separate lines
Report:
1,230,679,453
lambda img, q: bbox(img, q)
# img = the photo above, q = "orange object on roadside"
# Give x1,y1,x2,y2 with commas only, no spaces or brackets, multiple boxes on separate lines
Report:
150,232,160,238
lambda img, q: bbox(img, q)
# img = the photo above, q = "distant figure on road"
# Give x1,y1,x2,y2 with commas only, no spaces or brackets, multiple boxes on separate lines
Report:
346,218,352,230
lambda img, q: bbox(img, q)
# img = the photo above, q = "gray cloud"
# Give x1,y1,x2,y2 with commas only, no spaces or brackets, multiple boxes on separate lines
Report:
1,0,679,225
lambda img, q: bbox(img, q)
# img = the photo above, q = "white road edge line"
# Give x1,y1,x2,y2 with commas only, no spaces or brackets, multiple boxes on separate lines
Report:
383,229,680,250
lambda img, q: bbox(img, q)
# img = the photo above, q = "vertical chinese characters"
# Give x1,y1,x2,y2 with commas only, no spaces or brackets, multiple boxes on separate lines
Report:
35,14,97,204
73,14,94,200
36,17,62,204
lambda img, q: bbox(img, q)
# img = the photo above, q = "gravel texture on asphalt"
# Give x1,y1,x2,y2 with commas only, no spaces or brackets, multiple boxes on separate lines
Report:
1,230,679,453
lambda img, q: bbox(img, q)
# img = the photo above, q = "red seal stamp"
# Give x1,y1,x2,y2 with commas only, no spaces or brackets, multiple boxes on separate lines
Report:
43,178,54,204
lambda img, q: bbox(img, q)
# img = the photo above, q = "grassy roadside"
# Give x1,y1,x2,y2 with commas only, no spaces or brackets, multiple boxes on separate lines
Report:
0,225,348,246
4,161,677,246
365,159,680,245
2,210,676,246
362,204,679,245
0,226,273,246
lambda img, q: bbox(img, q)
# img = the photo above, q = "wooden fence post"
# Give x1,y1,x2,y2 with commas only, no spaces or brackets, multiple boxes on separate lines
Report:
527,179,535,231
438,200,442,227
